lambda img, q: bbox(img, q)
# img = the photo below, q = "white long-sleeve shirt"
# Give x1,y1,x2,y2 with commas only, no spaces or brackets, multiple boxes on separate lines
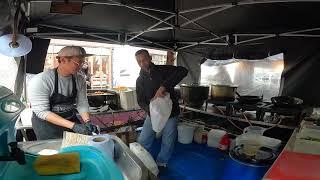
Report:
27,69,89,120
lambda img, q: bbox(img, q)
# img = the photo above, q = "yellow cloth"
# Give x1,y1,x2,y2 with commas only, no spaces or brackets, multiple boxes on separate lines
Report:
33,152,80,176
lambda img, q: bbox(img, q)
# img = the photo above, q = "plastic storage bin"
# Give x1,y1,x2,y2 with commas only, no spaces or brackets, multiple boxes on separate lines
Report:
2,146,124,180
236,134,282,151
178,124,195,144
119,90,140,110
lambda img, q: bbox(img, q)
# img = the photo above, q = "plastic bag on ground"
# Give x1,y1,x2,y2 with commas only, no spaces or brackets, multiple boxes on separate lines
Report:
149,93,172,133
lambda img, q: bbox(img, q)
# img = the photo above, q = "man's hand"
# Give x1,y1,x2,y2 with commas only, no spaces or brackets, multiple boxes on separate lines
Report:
72,123,92,135
152,86,166,100
85,121,99,134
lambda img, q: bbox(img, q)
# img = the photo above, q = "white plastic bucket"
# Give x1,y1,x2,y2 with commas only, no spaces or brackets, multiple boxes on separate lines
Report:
178,124,195,144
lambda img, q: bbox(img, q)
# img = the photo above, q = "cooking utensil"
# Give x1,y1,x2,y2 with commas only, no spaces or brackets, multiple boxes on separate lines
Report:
236,92,263,104
271,96,303,107
180,84,209,107
211,84,237,100
87,95,106,107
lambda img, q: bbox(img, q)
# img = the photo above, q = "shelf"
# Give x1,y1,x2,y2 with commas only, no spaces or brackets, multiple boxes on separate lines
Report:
180,105,296,130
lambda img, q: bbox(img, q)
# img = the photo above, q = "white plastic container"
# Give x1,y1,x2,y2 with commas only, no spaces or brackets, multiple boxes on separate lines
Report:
194,125,208,144
178,124,195,144
119,90,140,110
20,108,33,126
207,129,227,148
236,134,282,151
129,142,159,176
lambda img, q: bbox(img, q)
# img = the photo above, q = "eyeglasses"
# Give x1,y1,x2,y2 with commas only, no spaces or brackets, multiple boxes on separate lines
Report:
71,59,84,67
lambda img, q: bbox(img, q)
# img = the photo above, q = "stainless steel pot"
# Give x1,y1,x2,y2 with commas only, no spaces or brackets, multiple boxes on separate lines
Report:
211,84,237,100
180,84,209,107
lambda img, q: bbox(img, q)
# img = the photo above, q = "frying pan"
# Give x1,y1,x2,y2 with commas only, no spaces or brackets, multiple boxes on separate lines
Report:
236,92,263,104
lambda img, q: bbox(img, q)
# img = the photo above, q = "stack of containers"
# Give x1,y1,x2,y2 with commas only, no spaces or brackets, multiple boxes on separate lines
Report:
193,125,208,144
207,129,230,150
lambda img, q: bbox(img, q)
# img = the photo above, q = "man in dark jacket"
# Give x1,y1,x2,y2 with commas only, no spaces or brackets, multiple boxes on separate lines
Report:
135,49,188,168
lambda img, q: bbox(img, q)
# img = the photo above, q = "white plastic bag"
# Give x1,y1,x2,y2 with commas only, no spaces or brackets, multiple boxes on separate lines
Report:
149,93,172,133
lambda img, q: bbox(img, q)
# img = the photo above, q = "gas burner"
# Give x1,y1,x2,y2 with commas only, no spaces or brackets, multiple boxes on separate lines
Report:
256,103,309,124
205,98,236,111
229,145,277,167
206,98,235,106
225,101,271,116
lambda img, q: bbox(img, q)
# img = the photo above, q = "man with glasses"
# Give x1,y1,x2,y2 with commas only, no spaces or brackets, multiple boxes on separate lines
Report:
28,46,98,140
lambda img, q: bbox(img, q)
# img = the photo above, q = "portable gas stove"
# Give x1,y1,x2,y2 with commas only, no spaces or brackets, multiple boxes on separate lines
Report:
226,101,271,116
256,103,310,125
205,98,235,111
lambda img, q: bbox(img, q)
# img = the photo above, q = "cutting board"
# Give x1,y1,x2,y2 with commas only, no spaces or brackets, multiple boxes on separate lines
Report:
265,150,320,180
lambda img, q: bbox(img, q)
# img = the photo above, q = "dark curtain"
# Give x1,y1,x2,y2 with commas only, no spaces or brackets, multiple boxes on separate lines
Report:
26,38,50,74
177,51,203,84
280,47,320,106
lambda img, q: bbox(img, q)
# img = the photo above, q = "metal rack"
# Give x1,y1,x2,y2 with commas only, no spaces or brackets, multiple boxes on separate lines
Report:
180,104,296,130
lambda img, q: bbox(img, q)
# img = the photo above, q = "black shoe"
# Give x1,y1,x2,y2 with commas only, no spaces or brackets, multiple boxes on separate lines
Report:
158,165,168,175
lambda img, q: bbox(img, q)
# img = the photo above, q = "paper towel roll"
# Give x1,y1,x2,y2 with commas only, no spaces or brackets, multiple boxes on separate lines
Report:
88,134,114,159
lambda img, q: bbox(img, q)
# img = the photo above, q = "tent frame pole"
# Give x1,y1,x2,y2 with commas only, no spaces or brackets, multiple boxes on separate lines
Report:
234,27,320,45
121,5,175,28
127,27,174,35
179,14,227,43
281,34,320,37
180,6,234,27
235,35,276,45
239,0,320,6
37,24,121,43
127,14,175,41
280,27,320,35
30,0,175,14
177,36,228,50
38,24,83,34
179,0,320,14
127,35,173,50
180,3,232,14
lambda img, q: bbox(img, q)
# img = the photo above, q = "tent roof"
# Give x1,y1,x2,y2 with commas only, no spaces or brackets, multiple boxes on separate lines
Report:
8,0,320,59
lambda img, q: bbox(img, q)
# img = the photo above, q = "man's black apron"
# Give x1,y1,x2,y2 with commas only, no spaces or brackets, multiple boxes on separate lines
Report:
31,69,80,140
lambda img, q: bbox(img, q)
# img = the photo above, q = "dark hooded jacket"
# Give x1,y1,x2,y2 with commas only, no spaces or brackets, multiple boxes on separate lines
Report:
136,63,188,117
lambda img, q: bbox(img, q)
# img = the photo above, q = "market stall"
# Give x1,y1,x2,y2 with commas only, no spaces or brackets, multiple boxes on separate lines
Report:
1,0,320,180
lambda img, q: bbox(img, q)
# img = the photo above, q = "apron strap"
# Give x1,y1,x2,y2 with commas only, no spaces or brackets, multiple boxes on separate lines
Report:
54,68,59,94
71,75,77,99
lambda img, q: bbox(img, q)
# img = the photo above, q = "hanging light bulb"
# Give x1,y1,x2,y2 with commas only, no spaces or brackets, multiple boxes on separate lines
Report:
0,1,32,57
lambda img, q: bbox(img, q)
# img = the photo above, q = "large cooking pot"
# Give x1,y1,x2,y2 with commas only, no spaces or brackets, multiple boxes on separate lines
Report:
87,95,106,107
180,84,209,107
211,84,237,101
